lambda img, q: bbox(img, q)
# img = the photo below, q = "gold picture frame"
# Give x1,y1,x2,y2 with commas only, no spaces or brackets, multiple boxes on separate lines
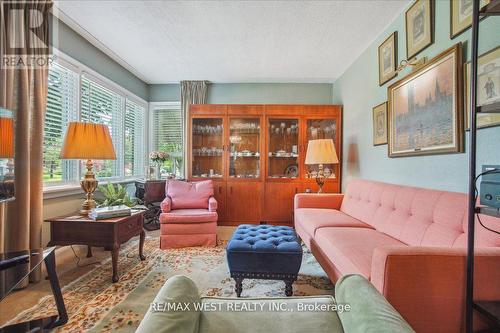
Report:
406,0,434,59
388,44,463,158
450,0,490,39
373,102,388,146
464,45,500,130
378,32,398,86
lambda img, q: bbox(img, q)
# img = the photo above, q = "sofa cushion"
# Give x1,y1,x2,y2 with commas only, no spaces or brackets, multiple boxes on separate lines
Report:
160,209,218,224
295,208,372,241
314,227,406,278
167,180,214,210
199,296,343,333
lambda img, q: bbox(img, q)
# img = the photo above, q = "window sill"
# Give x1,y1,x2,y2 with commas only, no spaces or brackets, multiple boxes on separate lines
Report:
43,178,143,200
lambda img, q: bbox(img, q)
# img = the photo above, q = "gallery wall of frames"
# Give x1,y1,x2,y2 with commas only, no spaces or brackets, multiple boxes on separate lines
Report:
373,0,500,157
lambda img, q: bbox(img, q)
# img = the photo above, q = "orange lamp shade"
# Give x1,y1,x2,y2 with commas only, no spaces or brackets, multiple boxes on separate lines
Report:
60,122,116,160
0,117,14,158
305,139,339,165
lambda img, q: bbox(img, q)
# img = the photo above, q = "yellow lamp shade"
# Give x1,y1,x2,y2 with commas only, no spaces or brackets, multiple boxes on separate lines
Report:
60,122,116,160
305,139,339,165
0,117,14,158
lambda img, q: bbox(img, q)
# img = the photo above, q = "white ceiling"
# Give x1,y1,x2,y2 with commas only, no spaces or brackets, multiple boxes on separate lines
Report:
55,0,410,84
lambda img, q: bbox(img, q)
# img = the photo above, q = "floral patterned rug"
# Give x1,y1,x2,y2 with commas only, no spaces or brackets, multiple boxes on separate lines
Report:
7,235,333,333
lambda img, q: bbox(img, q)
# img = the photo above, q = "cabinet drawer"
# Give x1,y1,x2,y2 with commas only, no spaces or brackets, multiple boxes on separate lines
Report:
118,215,143,239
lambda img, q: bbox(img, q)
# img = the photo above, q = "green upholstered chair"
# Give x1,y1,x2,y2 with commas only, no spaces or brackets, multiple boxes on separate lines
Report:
136,274,415,333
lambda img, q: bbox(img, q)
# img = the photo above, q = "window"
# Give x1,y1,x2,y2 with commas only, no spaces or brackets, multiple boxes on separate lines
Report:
43,55,147,187
44,62,79,183
81,75,124,179
152,104,184,177
125,100,145,177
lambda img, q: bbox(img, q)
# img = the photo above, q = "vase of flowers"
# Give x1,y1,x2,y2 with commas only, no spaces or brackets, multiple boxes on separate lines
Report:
149,151,169,180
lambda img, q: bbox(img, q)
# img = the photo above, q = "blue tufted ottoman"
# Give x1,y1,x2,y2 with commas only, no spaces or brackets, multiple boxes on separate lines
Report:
226,224,303,297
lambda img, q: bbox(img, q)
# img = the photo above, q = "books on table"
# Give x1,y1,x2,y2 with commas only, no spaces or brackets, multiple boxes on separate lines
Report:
89,205,131,221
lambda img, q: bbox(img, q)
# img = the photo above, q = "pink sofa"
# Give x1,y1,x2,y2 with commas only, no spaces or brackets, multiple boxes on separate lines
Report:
294,179,500,333
159,180,218,249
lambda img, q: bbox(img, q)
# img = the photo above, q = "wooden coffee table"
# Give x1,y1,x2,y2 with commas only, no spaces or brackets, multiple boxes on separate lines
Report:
45,211,146,283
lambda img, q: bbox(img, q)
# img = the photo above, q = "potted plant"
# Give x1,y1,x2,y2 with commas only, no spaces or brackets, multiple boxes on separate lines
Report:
97,183,137,207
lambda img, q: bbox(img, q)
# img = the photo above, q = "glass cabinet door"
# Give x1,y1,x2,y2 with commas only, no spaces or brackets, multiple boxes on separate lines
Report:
191,118,224,179
305,119,338,179
229,118,261,179
267,118,299,179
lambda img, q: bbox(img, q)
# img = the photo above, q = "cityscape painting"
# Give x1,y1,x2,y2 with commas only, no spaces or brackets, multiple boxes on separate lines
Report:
388,44,463,157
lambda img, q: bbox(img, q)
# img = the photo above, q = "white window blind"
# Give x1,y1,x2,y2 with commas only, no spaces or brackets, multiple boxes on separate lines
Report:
152,105,184,177
44,62,79,183
125,100,145,177
43,56,147,187
81,75,124,179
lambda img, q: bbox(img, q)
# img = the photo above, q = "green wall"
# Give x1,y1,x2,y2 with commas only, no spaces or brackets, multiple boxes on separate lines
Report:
149,83,333,104
332,0,500,193
52,17,150,100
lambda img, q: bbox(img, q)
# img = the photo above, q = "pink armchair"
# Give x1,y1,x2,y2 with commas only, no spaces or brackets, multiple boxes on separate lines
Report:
159,180,218,249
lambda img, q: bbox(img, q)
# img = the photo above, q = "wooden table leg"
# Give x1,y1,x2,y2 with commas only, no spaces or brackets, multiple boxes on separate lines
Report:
86,246,93,258
111,245,120,283
139,230,146,261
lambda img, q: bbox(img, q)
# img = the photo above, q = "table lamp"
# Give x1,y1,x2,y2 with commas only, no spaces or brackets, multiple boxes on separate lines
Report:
61,122,116,215
0,117,14,177
305,139,339,193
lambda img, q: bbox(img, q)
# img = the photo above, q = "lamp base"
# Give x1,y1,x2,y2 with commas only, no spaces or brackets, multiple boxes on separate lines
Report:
315,164,326,194
80,159,98,216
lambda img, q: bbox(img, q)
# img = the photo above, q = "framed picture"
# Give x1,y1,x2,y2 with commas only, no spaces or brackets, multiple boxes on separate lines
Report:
378,32,398,86
464,45,500,130
405,0,434,59
388,44,463,157
373,102,388,145
450,0,490,39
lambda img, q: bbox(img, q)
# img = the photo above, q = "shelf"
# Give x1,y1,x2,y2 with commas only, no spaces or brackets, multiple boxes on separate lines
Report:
473,301,500,325
193,154,223,157
230,154,260,158
477,101,500,113
475,206,500,218
480,0,500,16
230,130,260,134
192,132,223,136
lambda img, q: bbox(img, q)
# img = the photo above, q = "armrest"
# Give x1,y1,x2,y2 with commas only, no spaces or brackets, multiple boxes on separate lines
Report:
335,274,414,333
160,196,172,213
208,196,217,212
294,193,344,210
136,275,200,333
371,246,500,333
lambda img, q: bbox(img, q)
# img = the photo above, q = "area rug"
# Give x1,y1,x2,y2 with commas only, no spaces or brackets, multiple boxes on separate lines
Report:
7,235,333,333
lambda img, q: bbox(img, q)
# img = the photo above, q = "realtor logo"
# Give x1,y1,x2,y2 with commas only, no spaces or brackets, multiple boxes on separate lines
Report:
1,1,53,69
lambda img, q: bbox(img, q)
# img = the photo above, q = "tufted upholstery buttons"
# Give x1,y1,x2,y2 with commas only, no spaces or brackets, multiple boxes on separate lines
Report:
227,224,302,253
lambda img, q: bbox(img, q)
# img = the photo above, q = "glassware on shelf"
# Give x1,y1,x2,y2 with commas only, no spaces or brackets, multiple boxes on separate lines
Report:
306,119,338,178
267,118,299,178
191,118,224,178
229,118,261,178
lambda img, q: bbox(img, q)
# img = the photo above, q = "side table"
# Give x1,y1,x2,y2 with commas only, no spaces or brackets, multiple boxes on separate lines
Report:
44,211,146,283
0,247,68,332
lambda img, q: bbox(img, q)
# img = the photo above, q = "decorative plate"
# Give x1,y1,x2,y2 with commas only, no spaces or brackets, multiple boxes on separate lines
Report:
284,164,298,178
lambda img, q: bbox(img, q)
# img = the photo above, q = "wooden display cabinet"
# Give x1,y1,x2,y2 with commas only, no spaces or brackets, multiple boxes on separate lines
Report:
188,104,342,226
